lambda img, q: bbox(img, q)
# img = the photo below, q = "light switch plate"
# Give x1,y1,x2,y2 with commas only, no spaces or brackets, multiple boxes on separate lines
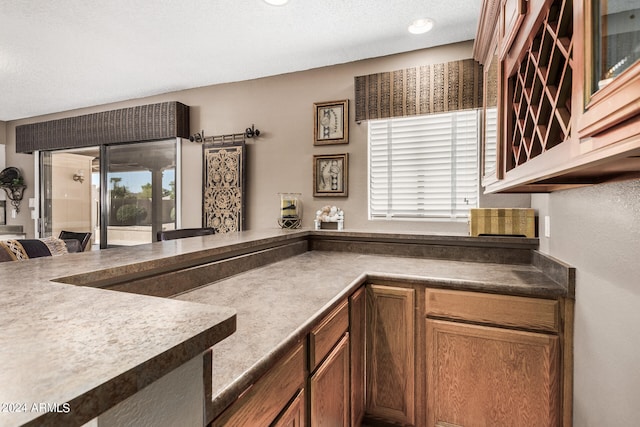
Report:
544,215,551,238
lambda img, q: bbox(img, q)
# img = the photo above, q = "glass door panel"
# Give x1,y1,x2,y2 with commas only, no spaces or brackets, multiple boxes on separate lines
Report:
39,148,98,248
592,1,640,93
105,140,177,247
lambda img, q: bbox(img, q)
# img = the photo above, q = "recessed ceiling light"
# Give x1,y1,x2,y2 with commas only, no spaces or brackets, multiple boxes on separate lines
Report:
408,18,434,34
264,0,289,5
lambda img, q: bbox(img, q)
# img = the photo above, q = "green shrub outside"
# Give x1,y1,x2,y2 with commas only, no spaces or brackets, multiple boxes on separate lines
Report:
116,204,148,224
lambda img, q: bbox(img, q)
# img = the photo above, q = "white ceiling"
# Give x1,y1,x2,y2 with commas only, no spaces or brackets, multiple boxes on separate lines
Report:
0,0,481,121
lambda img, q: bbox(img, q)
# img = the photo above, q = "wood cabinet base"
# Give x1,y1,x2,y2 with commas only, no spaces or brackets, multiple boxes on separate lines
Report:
426,320,560,427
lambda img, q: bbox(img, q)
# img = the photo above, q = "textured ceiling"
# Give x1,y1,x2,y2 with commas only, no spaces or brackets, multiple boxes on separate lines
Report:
0,0,481,121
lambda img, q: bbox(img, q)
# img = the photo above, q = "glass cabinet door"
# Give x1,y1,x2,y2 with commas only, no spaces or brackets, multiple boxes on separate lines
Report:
578,0,640,140
590,1,640,94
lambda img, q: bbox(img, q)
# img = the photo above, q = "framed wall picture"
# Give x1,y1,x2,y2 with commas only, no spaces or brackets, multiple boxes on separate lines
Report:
314,100,349,145
313,153,348,197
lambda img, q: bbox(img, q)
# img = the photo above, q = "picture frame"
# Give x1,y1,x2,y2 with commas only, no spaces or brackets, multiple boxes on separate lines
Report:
314,100,349,145
313,153,348,197
0,201,4,225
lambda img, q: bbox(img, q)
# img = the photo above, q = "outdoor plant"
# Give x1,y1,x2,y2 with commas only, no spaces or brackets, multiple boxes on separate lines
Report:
116,204,147,225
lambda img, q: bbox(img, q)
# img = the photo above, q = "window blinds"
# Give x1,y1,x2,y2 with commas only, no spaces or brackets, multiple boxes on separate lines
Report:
368,110,479,220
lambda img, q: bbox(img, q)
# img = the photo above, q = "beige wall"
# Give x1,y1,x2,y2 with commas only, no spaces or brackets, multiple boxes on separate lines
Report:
532,181,640,425
5,40,527,237
51,153,93,237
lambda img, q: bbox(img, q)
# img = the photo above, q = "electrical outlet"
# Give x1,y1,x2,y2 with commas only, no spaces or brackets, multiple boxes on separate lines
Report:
544,215,551,238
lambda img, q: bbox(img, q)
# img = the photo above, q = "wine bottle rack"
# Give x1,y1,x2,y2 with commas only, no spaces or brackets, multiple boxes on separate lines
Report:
506,0,573,171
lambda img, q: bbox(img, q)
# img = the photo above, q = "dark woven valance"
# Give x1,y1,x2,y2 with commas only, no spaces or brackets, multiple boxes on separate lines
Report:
16,101,190,153
354,59,483,122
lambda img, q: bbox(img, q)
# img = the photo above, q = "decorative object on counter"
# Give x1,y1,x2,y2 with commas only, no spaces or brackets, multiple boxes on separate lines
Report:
469,208,535,238
314,205,344,230
203,139,246,233
190,125,261,143
0,167,26,213
313,153,348,197
314,100,349,145
278,193,302,229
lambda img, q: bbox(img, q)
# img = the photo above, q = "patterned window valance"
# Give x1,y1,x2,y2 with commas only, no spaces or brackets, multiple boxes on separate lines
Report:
354,59,483,122
15,101,190,153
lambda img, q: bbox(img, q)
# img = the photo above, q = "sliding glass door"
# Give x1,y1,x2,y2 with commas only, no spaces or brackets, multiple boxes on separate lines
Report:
104,140,177,247
39,139,179,249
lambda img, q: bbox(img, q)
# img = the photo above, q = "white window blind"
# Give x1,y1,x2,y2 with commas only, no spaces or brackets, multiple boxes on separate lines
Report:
368,110,479,220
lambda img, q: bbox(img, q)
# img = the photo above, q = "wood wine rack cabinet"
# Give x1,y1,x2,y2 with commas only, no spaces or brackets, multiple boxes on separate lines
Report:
476,0,640,193
506,0,572,171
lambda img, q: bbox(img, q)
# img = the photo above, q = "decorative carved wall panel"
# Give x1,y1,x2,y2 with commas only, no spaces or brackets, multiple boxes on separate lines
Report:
202,142,246,233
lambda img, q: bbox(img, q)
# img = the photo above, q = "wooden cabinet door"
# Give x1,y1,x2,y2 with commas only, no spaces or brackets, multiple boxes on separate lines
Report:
349,287,365,427
499,0,527,57
426,319,560,427
366,285,415,425
310,333,350,427
271,389,305,427
212,344,305,427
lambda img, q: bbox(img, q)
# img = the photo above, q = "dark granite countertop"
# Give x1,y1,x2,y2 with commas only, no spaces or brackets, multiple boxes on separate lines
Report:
0,228,570,426
174,248,568,422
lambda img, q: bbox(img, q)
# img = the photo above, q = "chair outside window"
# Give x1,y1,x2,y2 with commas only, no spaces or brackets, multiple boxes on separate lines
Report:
156,228,215,242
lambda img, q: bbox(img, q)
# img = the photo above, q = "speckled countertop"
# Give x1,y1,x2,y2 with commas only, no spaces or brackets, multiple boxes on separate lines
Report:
0,229,568,426
0,229,309,427
0,280,236,427
174,248,567,421
0,231,304,427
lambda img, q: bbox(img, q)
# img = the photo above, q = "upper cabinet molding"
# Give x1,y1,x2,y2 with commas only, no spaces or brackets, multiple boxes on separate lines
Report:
474,0,503,64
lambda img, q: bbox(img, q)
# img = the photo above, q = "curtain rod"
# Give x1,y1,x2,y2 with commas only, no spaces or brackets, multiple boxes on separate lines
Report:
189,125,260,143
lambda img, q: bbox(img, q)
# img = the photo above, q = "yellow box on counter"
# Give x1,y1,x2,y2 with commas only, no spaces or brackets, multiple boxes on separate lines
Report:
469,208,535,238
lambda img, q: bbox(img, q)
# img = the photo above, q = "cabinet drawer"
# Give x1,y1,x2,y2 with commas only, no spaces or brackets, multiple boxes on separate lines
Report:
309,299,349,370
425,289,559,333
212,344,305,427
